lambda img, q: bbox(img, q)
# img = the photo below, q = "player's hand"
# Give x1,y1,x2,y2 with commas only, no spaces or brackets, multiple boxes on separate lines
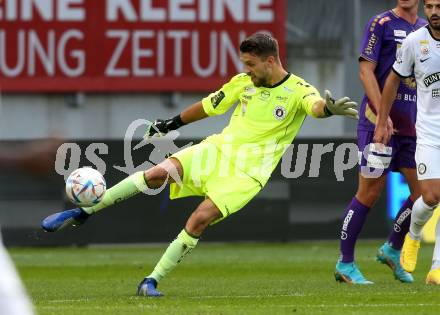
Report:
373,119,392,145
386,117,395,135
373,116,395,145
324,90,359,120
146,119,169,138
145,115,185,138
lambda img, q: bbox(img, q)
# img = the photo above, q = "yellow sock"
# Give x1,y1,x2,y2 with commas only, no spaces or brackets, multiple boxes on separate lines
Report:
148,229,199,282
83,171,148,214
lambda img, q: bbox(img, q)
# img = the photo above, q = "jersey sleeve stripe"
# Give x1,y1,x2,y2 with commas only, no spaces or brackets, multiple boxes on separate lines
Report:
392,66,412,79
359,54,378,64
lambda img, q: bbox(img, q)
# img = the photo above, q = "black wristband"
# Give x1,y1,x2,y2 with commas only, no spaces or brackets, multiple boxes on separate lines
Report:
323,105,334,117
166,114,186,131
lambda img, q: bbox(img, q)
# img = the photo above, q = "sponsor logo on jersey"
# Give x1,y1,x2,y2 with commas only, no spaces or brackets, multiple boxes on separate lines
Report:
259,90,270,100
283,86,293,93
394,30,407,37
424,72,440,87
244,86,256,94
241,100,247,116
433,88,440,99
276,95,289,102
273,106,287,120
420,57,431,63
396,92,416,102
211,91,225,108
364,33,378,55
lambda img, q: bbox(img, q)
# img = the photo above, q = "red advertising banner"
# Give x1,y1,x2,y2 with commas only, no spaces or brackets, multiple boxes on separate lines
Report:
0,0,286,92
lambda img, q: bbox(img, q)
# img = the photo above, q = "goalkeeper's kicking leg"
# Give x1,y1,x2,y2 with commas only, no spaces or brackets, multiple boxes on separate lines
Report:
41,156,223,297
41,158,183,232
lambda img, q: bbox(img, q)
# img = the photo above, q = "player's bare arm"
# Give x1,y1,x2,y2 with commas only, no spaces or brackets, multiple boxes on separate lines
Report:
360,60,394,133
359,60,381,110
374,71,401,144
180,101,209,123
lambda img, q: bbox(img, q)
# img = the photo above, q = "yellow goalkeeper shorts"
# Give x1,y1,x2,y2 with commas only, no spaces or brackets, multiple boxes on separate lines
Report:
169,141,262,223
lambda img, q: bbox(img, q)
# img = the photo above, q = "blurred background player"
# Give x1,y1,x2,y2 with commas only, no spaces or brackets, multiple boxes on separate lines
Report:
335,0,426,284
0,138,60,315
375,0,440,284
41,33,358,296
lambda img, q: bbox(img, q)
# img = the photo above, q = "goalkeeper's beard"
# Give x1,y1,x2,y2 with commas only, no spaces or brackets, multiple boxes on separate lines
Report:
251,74,270,88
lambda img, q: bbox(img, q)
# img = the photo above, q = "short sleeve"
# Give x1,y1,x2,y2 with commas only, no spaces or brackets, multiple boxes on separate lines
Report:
359,15,386,63
392,36,415,78
202,74,247,116
298,83,322,117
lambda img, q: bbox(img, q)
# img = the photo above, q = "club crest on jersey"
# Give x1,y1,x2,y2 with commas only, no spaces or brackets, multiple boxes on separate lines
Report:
273,106,287,120
420,40,430,55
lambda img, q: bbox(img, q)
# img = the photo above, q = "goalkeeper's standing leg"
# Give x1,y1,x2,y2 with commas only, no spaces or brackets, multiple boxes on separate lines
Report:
137,198,222,297
41,159,182,232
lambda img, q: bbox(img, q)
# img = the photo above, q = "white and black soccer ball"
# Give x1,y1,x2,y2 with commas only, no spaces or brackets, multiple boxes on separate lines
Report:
65,167,106,207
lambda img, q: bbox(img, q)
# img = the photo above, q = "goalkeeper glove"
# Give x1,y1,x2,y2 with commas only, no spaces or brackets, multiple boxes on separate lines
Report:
146,115,186,138
324,90,359,120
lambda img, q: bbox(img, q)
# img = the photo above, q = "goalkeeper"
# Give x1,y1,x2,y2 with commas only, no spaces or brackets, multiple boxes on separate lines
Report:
41,33,358,297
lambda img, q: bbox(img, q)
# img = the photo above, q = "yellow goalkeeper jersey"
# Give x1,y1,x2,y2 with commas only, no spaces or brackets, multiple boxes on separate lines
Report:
201,72,322,186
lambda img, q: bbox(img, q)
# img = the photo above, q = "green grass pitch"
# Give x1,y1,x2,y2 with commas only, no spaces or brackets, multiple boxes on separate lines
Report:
10,241,440,315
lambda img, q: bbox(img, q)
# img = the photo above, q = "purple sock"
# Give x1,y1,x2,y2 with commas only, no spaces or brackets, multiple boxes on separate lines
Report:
339,197,370,263
387,197,414,250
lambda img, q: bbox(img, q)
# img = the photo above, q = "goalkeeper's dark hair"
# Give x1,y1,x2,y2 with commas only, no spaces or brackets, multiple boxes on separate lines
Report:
239,32,279,61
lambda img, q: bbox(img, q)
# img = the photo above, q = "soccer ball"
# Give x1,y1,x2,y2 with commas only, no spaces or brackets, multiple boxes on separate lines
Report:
65,167,106,207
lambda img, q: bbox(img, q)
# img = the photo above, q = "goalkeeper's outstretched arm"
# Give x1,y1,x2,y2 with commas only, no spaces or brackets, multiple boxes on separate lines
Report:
180,101,209,124
146,101,208,138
